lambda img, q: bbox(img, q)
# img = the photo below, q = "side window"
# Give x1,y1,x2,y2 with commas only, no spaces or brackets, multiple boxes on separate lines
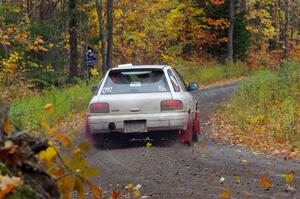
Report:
167,69,180,92
173,70,187,91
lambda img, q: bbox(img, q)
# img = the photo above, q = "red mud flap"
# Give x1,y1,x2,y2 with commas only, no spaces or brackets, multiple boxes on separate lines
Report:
85,119,103,145
178,111,200,143
193,112,200,135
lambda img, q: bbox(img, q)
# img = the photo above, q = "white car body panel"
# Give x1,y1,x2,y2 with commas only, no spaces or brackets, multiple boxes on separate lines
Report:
87,65,197,134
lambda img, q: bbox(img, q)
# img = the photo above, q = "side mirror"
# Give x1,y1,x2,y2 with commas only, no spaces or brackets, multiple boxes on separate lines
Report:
187,83,199,92
92,86,98,95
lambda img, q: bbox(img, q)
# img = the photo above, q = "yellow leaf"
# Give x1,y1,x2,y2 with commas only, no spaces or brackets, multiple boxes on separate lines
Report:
126,183,134,189
220,189,232,199
285,172,294,185
44,103,54,114
78,140,90,154
235,176,241,184
38,46,48,52
133,188,141,198
39,146,57,162
48,43,54,48
91,69,99,77
146,142,152,148
3,118,12,135
259,177,272,189
7,28,15,34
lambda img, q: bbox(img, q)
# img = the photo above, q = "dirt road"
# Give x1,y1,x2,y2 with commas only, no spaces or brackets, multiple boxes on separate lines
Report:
86,84,300,199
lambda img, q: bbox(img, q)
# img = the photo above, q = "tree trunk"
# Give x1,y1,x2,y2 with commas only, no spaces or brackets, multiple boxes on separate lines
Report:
39,0,53,20
106,0,113,70
68,0,78,80
284,0,289,59
240,0,246,12
95,0,107,76
227,0,235,62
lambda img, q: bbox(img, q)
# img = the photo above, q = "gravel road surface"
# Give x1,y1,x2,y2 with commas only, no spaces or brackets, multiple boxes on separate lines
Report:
85,84,300,199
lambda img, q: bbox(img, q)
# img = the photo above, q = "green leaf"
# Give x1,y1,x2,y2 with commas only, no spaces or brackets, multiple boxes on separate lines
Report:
78,140,90,154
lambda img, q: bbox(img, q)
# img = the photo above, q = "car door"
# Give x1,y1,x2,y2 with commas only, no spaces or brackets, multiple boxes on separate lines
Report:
167,69,197,112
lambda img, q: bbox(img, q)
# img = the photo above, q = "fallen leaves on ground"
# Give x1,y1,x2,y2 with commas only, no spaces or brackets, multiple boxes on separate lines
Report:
284,171,295,185
220,189,232,199
259,177,272,190
207,112,300,159
235,176,241,184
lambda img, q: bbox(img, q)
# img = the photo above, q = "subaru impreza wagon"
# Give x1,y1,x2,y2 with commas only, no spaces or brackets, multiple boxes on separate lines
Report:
85,64,200,145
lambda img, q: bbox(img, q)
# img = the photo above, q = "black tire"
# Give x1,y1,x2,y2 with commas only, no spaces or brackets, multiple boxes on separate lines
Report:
192,133,199,142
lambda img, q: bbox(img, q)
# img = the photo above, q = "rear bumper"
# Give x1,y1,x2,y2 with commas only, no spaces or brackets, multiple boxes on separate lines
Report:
87,112,188,134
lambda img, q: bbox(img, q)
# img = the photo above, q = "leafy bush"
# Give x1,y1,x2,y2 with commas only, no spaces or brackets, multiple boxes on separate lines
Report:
9,81,95,130
226,62,300,146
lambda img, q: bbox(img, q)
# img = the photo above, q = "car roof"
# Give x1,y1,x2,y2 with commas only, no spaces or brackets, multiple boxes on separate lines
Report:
110,65,170,71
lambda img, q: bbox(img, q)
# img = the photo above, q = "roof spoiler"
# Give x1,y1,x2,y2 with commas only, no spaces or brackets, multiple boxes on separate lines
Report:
118,63,133,67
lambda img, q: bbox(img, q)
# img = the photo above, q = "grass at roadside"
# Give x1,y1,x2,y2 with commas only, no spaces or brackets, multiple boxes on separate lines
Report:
209,62,300,158
9,80,95,131
177,62,250,86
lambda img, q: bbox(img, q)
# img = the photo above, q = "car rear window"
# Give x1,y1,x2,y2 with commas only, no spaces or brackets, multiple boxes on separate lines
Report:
101,69,170,94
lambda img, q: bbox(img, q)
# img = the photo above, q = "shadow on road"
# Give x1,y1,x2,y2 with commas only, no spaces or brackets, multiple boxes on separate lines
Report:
83,130,181,150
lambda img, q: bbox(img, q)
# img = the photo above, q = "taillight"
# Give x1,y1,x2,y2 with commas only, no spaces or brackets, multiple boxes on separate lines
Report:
89,103,109,113
161,100,183,111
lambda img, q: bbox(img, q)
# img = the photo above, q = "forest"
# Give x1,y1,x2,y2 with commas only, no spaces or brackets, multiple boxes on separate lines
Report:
0,0,299,88
0,0,300,199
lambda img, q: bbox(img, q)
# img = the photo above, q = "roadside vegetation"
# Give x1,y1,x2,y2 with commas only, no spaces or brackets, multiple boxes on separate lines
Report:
210,62,300,158
178,62,250,86
9,81,94,131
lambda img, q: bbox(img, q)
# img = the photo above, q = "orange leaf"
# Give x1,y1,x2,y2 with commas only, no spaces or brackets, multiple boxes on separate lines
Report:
44,103,54,114
220,189,232,199
259,177,272,189
201,143,206,149
57,176,75,198
74,177,85,199
111,191,120,199
3,118,12,135
0,184,16,199
41,117,73,147
88,181,103,199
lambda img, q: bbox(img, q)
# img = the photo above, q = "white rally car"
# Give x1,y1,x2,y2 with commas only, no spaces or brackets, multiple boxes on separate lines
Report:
85,64,200,145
